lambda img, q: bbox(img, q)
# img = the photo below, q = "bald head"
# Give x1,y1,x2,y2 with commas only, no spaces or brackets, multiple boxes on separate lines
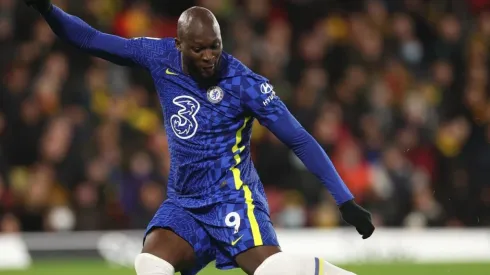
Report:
175,6,223,80
177,6,221,40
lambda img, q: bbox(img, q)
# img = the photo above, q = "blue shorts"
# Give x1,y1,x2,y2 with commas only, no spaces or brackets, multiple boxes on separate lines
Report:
144,192,279,275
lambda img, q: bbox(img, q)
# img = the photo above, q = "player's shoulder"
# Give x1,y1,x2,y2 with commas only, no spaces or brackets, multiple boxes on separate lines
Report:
130,37,176,50
128,37,179,67
220,52,270,92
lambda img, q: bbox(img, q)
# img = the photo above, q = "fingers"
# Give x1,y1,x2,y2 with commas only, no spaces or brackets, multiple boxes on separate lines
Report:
362,228,374,239
360,222,375,239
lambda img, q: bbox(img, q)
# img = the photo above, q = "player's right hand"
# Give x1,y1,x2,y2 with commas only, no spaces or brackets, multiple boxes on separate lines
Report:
23,0,52,14
339,199,375,239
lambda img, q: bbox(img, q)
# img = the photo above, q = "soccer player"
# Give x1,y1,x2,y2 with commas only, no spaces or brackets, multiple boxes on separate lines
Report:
24,1,375,275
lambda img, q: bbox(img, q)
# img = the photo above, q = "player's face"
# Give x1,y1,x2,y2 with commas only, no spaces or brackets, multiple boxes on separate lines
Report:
179,32,223,79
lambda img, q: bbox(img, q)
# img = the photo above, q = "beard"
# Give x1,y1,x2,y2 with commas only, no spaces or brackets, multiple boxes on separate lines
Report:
185,56,222,89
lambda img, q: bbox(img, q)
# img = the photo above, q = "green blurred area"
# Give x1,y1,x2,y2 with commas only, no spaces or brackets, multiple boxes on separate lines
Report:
2,261,490,275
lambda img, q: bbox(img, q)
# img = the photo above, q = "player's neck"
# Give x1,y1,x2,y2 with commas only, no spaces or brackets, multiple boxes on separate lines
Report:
180,54,190,75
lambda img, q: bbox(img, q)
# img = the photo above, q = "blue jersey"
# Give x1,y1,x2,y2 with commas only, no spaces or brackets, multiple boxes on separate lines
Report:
125,37,284,209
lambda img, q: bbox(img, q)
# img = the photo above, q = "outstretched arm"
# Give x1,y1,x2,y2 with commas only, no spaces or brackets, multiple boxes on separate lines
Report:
266,114,353,205
242,81,352,204
28,2,154,67
243,80,374,238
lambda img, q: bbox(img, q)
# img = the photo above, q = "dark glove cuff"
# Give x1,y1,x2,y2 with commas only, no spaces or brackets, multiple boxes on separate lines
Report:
36,3,53,15
339,199,355,210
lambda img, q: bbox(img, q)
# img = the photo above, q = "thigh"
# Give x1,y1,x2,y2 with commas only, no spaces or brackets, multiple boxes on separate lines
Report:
226,208,281,275
143,228,195,272
144,200,215,275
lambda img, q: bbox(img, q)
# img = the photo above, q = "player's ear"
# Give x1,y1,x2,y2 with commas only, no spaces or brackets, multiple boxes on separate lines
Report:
175,38,182,52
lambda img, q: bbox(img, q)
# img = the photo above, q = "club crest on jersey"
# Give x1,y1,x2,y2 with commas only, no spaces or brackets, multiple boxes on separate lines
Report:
206,86,224,104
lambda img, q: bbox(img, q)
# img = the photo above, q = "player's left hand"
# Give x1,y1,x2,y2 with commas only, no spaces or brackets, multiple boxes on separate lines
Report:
339,199,375,239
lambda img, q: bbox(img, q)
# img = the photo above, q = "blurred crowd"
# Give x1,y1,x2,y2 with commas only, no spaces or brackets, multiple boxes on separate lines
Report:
1,0,490,233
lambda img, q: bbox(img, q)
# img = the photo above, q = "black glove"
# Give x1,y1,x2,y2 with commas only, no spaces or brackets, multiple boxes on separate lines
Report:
339,199,375,239
24,0,52,14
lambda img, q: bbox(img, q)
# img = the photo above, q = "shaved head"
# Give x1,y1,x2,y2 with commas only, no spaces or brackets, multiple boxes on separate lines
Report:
177,6,221,40
175,6,223,81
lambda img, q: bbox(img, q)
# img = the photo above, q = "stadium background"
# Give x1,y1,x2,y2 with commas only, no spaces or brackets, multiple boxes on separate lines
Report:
1,0,490,274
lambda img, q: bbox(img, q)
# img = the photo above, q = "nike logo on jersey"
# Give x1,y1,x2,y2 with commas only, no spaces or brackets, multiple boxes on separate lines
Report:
231,235,244,246
166,68,178,75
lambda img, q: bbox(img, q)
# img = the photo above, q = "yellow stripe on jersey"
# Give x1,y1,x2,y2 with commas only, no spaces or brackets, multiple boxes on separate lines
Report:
230,116,250,190
230,116,263,246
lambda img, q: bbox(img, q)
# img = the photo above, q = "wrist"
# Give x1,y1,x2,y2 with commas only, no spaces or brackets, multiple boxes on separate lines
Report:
37,3,53,15
339,199,355,210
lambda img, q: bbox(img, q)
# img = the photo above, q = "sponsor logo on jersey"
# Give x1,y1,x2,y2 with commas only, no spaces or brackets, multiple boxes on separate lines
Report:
170,95,200,139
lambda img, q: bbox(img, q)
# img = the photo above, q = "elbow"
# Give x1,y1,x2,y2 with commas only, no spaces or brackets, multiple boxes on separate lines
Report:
284,126,311,149
77,29,99,50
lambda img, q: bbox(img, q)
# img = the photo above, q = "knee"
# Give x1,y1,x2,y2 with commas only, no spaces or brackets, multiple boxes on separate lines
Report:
142,228,195,270
134,253,175,275
254,252,298,275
